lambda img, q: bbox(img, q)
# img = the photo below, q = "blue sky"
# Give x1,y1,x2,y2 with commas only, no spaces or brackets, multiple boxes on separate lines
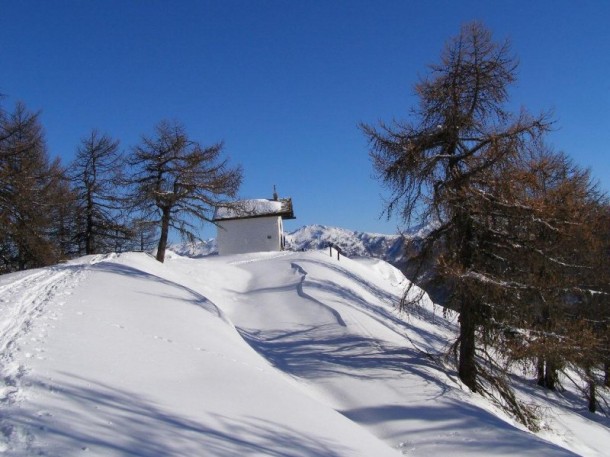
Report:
2,1,608,238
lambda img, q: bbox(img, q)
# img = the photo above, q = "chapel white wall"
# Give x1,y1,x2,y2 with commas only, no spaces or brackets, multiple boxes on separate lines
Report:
217,216,282,255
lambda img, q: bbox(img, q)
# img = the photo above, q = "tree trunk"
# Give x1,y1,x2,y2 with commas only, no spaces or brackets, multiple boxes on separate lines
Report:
538,357,558,390
85,188,95,255
459,298,477,392
537,358,557,390
536,358,545,386
587,370,597,413
85,215,94,255
604,361,609,388
544,359,557,391
156,209,170,263
457,209,477,392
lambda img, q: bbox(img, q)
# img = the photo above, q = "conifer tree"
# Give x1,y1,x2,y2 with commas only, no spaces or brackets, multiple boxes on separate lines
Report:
363,22,550,397
0,102,68,271
481,148,607,403
363,22,609,420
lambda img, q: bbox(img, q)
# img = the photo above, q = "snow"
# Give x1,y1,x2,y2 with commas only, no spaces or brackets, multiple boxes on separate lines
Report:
1,249,608,456
214,199,284,220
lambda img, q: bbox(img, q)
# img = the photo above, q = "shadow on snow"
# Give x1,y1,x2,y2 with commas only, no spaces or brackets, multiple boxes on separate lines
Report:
89,261,226,321
7,375,351,457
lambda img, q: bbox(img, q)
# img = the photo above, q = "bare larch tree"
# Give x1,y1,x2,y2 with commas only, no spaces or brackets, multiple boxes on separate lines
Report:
127,120,242,263
69,130,128,255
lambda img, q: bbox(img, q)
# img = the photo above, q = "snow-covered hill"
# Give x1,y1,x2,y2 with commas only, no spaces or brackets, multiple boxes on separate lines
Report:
1,250,608,456
173,223,446,302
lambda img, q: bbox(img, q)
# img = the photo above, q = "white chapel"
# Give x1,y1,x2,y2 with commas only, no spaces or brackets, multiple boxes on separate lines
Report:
213,192,295,256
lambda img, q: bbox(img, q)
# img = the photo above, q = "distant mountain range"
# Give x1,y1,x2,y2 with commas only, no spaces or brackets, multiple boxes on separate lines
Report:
169,238,218,258
284,224,412,267
170,223,428,270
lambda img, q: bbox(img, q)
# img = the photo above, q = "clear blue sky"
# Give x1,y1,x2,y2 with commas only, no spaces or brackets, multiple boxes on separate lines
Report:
2,1,608,238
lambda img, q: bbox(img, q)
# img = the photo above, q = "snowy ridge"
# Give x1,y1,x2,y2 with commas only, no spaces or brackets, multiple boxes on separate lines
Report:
168,238,218,258
0,251,607,456
285,224,408,265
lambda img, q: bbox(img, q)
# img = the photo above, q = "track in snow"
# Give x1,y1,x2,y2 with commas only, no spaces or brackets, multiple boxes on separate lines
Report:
0,265,86,405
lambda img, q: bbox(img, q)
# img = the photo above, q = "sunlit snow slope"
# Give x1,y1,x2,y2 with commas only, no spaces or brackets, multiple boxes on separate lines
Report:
1,250,608,456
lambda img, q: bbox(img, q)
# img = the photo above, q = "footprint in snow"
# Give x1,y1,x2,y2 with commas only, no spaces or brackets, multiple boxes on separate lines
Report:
153,336,172,343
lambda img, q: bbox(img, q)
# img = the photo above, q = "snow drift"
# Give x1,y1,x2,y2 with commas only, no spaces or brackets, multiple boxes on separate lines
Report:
0,249,608,456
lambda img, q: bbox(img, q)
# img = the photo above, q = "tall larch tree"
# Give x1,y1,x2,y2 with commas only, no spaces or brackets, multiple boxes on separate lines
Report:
477,148,607,411
362,22,550,397
0,102,68,271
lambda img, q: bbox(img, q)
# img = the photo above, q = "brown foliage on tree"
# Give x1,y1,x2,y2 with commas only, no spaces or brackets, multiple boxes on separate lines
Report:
363,21,609,421
0,102,71,272
480,149,608,411
363,22,549,393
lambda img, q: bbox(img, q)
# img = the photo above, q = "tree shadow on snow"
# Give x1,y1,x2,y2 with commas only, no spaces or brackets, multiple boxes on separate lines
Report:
509,370,610,430
306,277,451,351
7,374,351,457
239,324,449,391
238,258,454,382
340,402,578,456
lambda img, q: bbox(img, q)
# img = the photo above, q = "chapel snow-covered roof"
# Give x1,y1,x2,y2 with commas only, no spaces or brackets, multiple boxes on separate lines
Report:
213,198,295,221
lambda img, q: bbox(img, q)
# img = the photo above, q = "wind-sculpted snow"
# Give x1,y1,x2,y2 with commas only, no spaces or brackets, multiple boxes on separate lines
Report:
0,252,400,456
0,250,607,456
